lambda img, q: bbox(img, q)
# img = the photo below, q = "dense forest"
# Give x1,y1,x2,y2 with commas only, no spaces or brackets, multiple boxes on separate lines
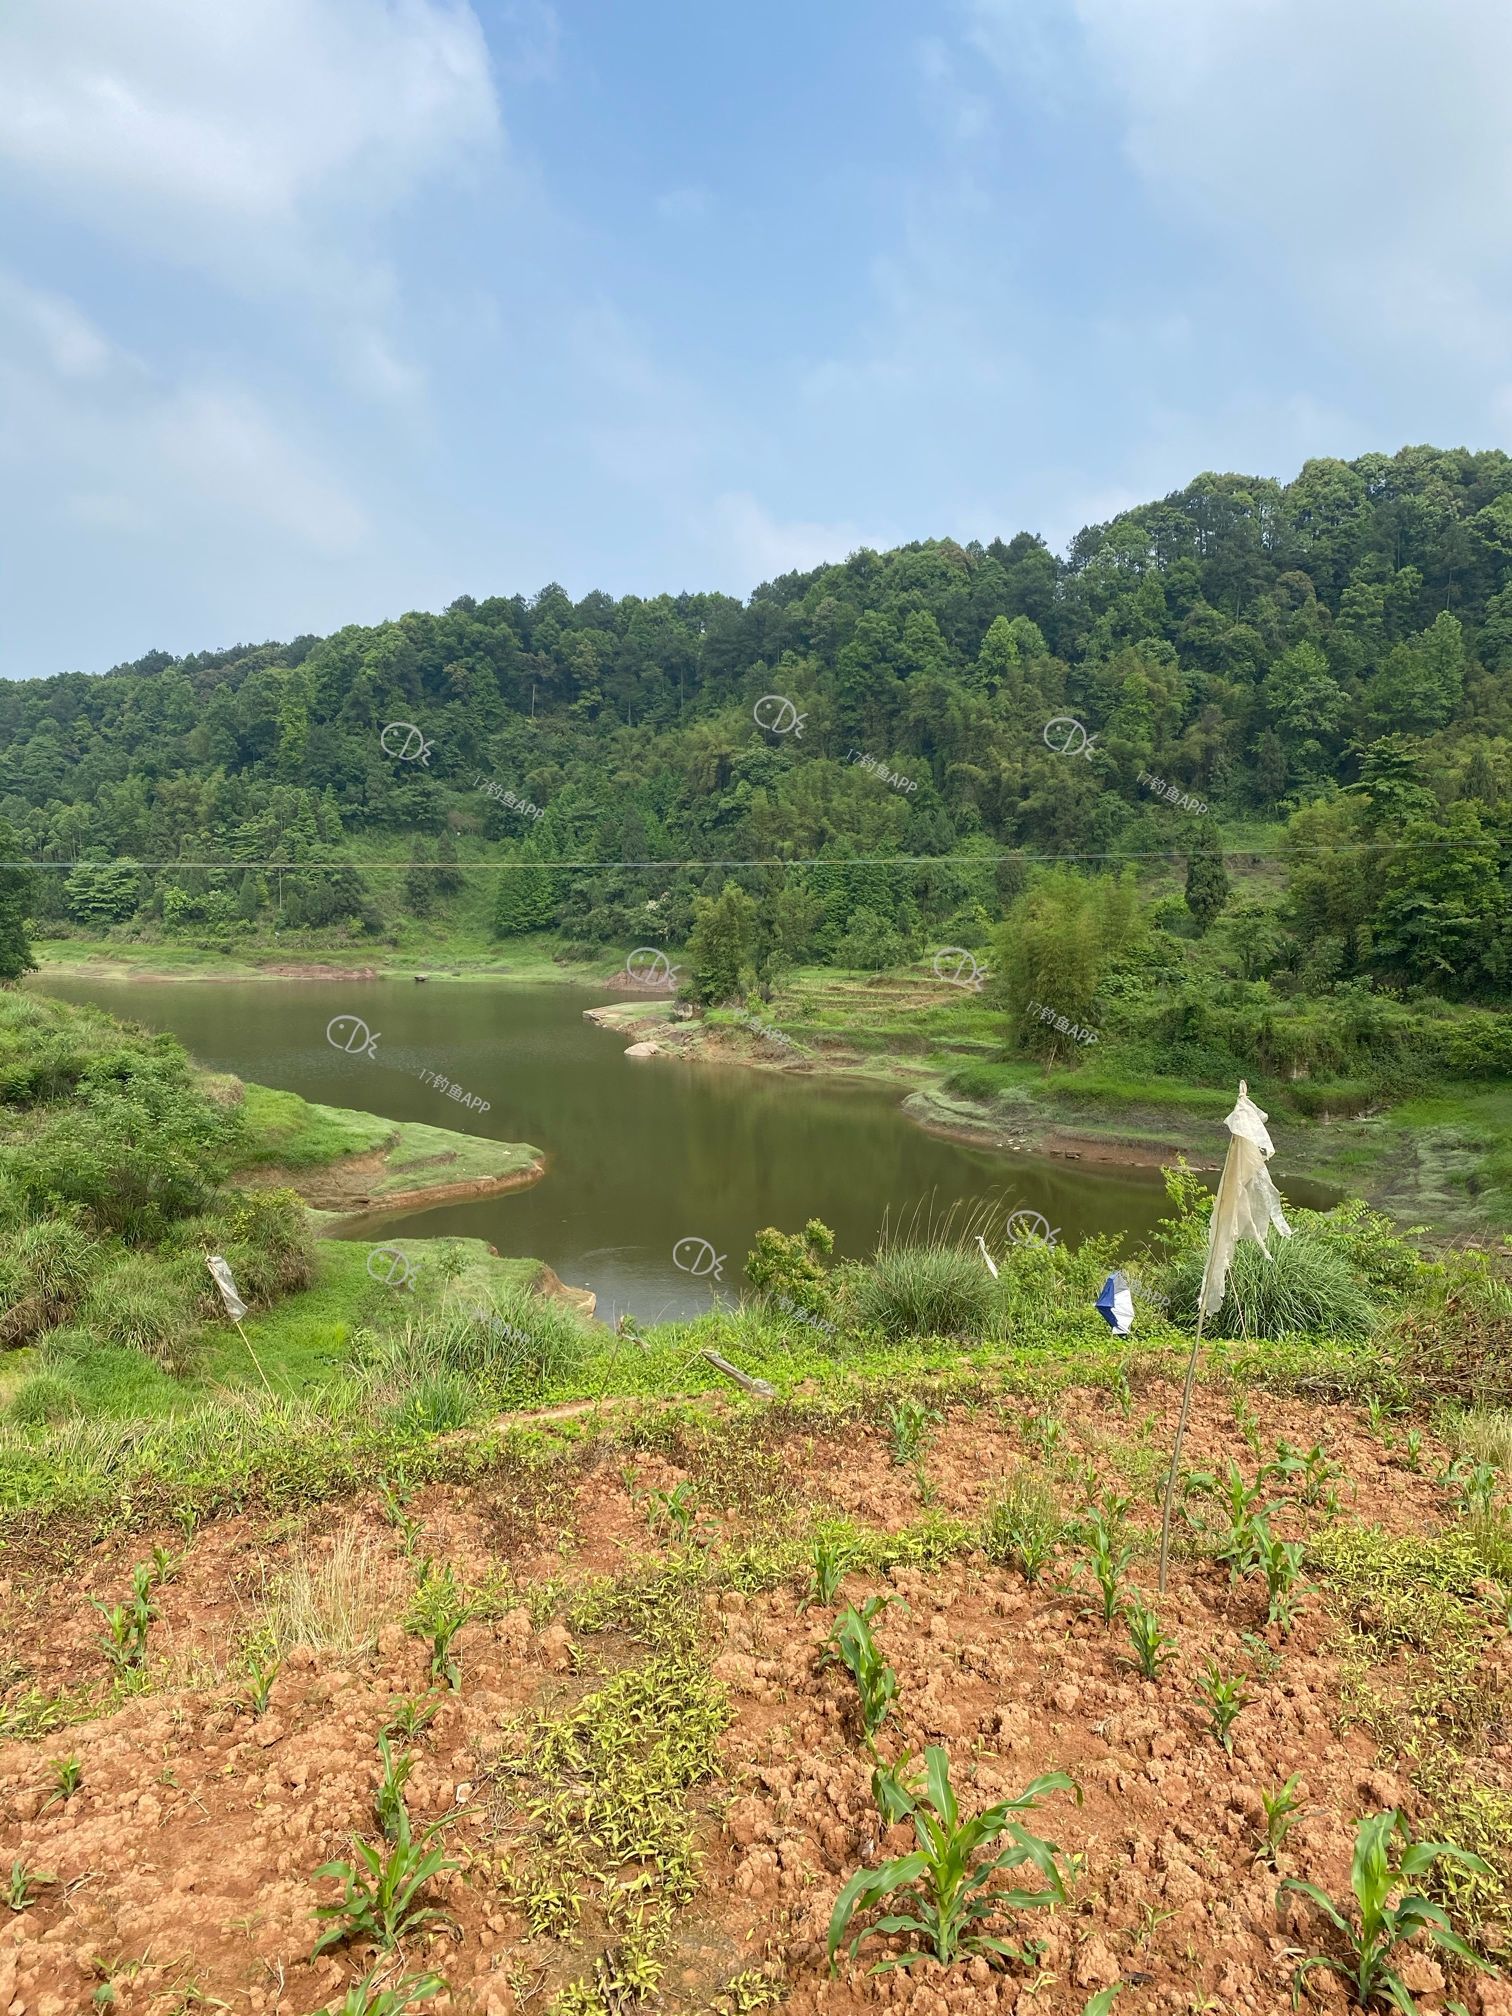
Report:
2,444,1510,999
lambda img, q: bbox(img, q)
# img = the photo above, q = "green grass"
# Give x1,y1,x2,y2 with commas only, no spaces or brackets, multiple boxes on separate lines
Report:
235,1084,395,1169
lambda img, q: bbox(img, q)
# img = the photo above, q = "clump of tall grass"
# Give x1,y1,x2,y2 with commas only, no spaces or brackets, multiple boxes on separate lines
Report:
253,1529,401,1659
1163,1231,1378,1342
79,1252,203,1372
361,1291,586,1408
170,1186,316,1309
0,1213,98,1345
851,1195,1005,1341
6,1371,84,1428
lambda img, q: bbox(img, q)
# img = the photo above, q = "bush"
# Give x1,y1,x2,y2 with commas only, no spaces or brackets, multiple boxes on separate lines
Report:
171,1187,315,1310
79,1253,203,1373
851,1243,996,1342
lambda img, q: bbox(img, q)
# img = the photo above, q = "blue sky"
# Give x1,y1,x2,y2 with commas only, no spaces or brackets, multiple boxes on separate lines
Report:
2,0,1510,678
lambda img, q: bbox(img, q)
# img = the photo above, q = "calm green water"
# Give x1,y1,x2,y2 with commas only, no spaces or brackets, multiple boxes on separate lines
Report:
37,975,1335,1323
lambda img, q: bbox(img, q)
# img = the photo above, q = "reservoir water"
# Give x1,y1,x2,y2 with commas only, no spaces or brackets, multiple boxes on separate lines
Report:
37,975,1336,1321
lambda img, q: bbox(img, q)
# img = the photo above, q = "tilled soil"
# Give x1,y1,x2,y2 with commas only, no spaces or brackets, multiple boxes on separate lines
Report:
3,1383,1511,2016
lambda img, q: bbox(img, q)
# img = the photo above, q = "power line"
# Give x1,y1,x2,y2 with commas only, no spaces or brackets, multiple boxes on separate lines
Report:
7,839,1510,872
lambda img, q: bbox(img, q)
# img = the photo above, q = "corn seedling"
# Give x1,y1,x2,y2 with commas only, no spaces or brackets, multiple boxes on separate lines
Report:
316,1970,444,2016
1124,1604,1176,1681
374,1733,416,1843
827,1599,899,1745
810,1533,847,1608
149,1543,179,1585
377,1476,426,1558
1258,1775,1304,1864
1078,1512,1133,1625
646,1481,699,1544
1402,1428,1423,1474
45,1755,81,1806
1249,1517,1306,1635
1212,1464,1272,1585
8,1861,52,1910
1444,1456,1498,1516
827,1745,1077,1970
383,1695,439,1746
311,1814,459,1957
243,1649,278,1717
1279,1809,1492,2012
1196,1662,1250,1752
404,1563,472,1692
93,1564,156,1676
1027,1410,1065,1458
1081,1992,1124,2016
886,1398,938,1466
1232,1394,1263,1460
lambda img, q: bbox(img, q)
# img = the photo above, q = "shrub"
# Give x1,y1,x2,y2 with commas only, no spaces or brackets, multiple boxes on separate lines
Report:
172,1187,315,1309
852,1244,995,1342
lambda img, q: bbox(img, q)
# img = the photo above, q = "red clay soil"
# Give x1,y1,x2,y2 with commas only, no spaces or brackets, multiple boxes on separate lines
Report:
2,1386,1510,2016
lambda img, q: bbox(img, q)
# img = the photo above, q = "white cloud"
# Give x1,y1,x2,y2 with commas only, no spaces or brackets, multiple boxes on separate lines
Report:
0,269,368,555
703,493,893,588
0,0,504,401
971,0,1512,368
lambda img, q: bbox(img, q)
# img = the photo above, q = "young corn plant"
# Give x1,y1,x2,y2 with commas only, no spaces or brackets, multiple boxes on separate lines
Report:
316,1970,444,2016
45,1755,81,1807
1212,1464,1273,1585
1078,1512,1133,1625
375,1733,416,1843
1250,1517,1306,1636
311,1815,459,1957
1196,1661,1251,1753
404,1563,473,1692
827,1600,900,1748
243,1649,278,1718
810,1533,848,1608
93,1564,157,1677
886,1398,938,1467
1279,1810,1492,2012
8,1861,53,1910
377,1476,427,1558
1257,1774,1305,1865
383,1695,439,1746
646,1482,699,1545
1124,1604,1176,1681
827,1746,1077,1970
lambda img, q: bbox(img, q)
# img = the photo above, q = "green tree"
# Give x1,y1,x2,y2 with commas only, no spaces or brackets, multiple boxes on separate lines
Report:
434,831,463,897
65,859,141,927
685,881,759,1004
993,870,1135,1058
404,840,435,918
1184,821,1231,936
0,818,37,983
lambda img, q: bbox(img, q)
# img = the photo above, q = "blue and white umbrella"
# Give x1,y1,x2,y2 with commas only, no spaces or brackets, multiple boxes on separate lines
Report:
1095,1271,1136,1335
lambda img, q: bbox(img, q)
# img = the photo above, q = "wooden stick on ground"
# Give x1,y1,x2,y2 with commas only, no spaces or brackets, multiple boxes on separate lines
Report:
701,1349,775,1399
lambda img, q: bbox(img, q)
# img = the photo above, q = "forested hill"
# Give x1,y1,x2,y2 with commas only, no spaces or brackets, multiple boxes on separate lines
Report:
2,444,1510,996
